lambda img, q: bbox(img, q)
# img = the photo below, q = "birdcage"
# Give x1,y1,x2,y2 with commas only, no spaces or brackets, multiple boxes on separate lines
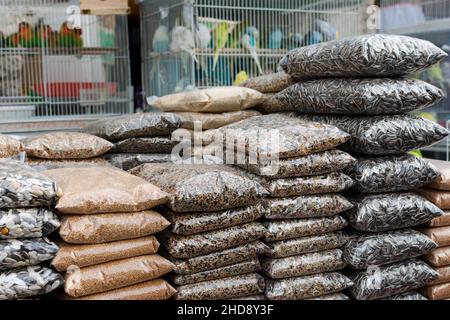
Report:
140,0,369,98
0,0,133,133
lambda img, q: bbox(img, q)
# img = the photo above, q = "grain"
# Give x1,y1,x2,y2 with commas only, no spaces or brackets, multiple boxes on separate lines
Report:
0,134,22,158
105,153,173,171
419,226,450,248
416,188,450,210
113,137,178,154
382,291,427,300
176,110,262,130
306,293,350,300
0,208,60,239
240,72,296,93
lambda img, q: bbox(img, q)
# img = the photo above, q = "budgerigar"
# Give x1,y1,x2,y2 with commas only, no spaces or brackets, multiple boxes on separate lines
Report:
182,0,195,31
152,25,170,53
314,19,337,42
233,70,249,86
171,25,198,74
242,27,263,75
268,29,283,50
213,21,232,71
195,23,211,76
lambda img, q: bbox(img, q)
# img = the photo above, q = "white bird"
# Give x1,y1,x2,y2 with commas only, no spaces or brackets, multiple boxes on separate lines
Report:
242,33,263,75
171,26,198,74
195,23,211,49
152,25,170,53
182,0,195,31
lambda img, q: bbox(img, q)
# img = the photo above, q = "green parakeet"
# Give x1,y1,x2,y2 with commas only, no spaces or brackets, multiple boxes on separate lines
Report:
213,22,231,71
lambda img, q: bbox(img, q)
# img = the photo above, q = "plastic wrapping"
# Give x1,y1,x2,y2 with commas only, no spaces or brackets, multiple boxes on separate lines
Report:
343,229,437,269
176,110,262,130
261,249,346,279
59,211,169,244
0,266,63,300
280,34,447,79
421,283,450,300
172,258,261,286
239,149,356,179
346,193,442,232
0,159,60,209
301,114,449,155
105,153,172,171
431,265,450,285
419,226,450,247
0,134,22,158
306,293,350,300
168,241,268,275
264,216,348,242
347,259,439,300
424,246,450,267
266,272,353,300
78,279,176,300
113,137,178,154
130,163,267,212
45,166,169,214
0,238,58,271
0,208,60,239
65,255,174,298
175,273,266,300
26,157,111,171
263,194,353,220
428,211,450,227
265,232,349,258
427,158,450,191
349,154,441,193
52,236,160,272
273,78,443,115
165,205,264,235
241,72,296,93
83,112,182,141
382,291,427,300
416,188,450,210
161,222,266,259
152,87,265,113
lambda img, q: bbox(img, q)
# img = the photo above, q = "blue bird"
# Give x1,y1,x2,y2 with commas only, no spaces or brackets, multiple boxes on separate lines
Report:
304,31,323,46
315,19,337,42
268,29,283,50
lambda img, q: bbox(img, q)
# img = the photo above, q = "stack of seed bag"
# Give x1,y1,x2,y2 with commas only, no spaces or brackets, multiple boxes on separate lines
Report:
0,159,62,300
417,159,450,300
0,134,23,159
130,163,268,300
272,34,450,300
44,166,175,300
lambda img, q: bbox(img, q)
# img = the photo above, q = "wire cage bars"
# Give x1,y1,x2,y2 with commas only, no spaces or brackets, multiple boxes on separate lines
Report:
0,0,133,124
140,0,369,98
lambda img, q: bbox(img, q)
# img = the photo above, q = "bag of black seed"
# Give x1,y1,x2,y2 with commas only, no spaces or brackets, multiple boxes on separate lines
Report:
280,34,447,79
83,112,182,141
343,229,437,270
0,208,60,239
266,272,353,300
0,238,58,271
346,193,442,232
0,159,60,209
175,273,266,300
240,72,296,93
272,78,443,115
113,137,178,154
105,153,173,171
348,154,441,193
0,265,63,300
382,291,427,300
347,259,438,300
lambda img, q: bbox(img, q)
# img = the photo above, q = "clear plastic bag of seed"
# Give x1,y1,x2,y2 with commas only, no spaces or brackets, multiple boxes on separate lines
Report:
382,291,427,300
104,153,173,171
113,137,178,154
0,208,60,239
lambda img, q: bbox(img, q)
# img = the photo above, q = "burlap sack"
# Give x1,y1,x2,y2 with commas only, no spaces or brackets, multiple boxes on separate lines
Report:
59,211,169,244
420,226,450,247
151,87,265,113
78,279,176,300
422,283,450,300
65,255,174,297
417,189,450,210
52,236,160,271
0,134,22,158
428,211,450,227
431,265,450,285
427,158,450,191
240,72,296,93
45,166,169,214
175,110,261,130
424,246,450,267
23,132,113,159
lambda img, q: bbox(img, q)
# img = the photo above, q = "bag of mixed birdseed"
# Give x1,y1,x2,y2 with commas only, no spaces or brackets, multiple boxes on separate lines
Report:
280,34,447,79
83,112,182,141
0,266,63,300
300,114,449,155
26,157,111,171
343,229,437,270
176,110,262,130
261,249,346,279
346,193,442,232
306,293,350,300
263,194,352,220
347,259,439,300
382,291,427,300
113,137,178,154
104,153,173,171
0,134,22,158
348,154,441,193
175,273,266,300
0,238,58,271
229,295,266,300
0,208,60,239
273,78,443,115
130,163,268,213
266,272,353,300
0,159,60,209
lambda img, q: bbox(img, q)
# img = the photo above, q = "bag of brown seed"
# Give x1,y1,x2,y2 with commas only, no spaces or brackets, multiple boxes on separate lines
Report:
258,93,287,114
83,112,182,141
263,194,352,220
240,72,296,93
346,193,442,232
172,258,261,286
421,283,450,300
273,78,443,115
280,34,447,79
301,114,449,155
0,134,22,158
175,273,266,300
160,222,267,259
416,188,450,210
428,211,450,227
264,216,348,242
175,110,262,130
26,157,111,171
348,154,441,193
104,153,173,171
265,232,349,258
426,158,450,191
430,265,450,285
59,211,169,244
45,166,169,214
168,241,268,275
130,163,267,213
113,137,178,154
343,229,437,269
347,259,439,300
306,293,350,300
266,272,353,300
423,246,450,267
419,226,450,248
64,255,174,298
261,249,346,279
23,132,113,159
382,291,427,300
52,236,160,272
